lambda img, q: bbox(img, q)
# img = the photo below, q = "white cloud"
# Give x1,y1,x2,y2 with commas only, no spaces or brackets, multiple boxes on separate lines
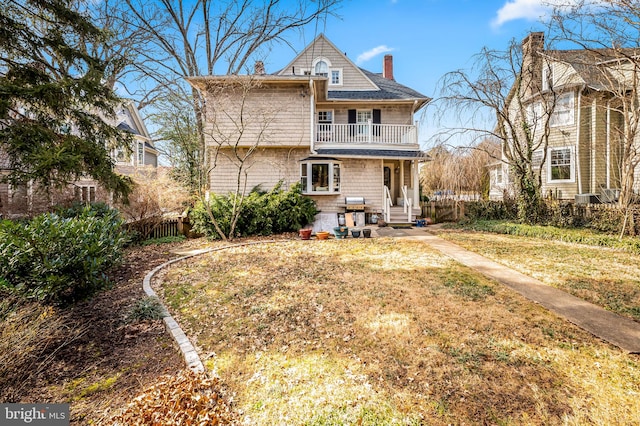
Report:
491,0,602,29
356,45,394,65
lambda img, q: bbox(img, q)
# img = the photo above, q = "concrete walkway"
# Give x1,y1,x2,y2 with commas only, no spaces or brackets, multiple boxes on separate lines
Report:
377,226,640,353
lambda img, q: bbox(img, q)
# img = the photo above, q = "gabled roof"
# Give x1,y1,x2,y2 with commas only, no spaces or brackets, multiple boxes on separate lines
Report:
277,34,378,90
327,68,430,107
543,48,640,92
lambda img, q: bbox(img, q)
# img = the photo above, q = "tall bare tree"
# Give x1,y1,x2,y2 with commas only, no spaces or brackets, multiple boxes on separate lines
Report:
549,0,640,212
435,35,559,222
122,0,340,199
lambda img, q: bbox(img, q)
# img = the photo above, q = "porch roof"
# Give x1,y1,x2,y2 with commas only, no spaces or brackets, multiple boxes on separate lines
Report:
314,148,430,160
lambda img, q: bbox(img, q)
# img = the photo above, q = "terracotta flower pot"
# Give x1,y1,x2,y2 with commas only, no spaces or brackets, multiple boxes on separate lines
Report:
299,228,312,240
316,231,330,240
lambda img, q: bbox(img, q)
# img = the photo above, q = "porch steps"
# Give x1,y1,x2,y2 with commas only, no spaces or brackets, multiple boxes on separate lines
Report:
386,206,421,225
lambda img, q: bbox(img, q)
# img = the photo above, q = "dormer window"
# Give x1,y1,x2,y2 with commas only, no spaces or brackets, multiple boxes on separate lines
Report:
314,60,328,77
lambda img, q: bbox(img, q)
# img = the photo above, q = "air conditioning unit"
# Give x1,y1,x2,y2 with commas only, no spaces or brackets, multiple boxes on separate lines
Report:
575,194,601,205
600,188,620,203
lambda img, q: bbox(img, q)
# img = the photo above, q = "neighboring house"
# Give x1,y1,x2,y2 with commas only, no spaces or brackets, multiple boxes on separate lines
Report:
491,32,640,203
0,101,158,217
188,34,430,228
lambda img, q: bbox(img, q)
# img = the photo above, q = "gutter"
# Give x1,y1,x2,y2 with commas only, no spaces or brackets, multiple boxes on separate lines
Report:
310,79,317,154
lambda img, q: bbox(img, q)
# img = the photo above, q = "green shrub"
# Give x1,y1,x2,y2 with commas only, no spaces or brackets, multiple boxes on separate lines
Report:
141,235,186,246
465,200,517,221
0,206,128,304
125,296,167,322
190,181,318,239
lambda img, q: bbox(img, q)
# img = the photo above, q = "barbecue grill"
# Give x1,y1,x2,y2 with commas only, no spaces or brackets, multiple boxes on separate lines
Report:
344,196,366,212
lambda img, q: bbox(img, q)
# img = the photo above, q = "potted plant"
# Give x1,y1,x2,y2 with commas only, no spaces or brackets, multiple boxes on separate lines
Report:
316,231,330,240
333,226,349,239
299,228,312,240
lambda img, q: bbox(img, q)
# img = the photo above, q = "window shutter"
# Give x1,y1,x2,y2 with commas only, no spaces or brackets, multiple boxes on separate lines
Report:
372,109,381,124
348,109,356,136
373,109,381,136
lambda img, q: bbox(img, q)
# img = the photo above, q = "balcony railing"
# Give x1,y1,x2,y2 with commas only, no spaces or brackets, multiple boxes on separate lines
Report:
315,122,417,145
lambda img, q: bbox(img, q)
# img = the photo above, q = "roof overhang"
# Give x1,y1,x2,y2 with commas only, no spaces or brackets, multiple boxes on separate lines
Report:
314,148,431,161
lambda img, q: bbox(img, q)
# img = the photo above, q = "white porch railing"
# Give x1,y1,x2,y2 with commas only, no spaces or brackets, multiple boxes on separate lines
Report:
401,185,412,222
383,186,393,223
316,122,417,145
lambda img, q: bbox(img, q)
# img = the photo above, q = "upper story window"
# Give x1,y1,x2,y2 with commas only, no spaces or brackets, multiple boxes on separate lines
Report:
137,141,144,165
550,92,575,127
114,148,131,165
314,60,329,77
331,69,342,85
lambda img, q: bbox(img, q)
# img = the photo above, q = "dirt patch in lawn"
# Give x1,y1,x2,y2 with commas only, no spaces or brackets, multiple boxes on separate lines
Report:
0,239,207,424
156,238,640,425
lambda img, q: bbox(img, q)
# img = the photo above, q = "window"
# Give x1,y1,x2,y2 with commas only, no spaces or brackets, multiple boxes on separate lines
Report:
495,166,503,185
330,69,342,85
77,185,96,203
301,160,341,194
542,63,553,91
137,142,144,165
114,147,130,164
314,60,328,77
550,92,574,127
548,147,574,182
357,110,372,135
526,101,543,130
317,110,333,141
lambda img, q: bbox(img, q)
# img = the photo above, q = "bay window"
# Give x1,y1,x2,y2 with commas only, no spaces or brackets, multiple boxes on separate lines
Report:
301,160,341,194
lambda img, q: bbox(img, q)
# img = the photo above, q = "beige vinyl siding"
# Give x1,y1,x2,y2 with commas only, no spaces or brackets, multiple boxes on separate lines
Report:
322,105,414,125
311,158,383,214
203,84,311,149
550,61,583,87
284,37,378,91
209,148,307,195
590,97,609,193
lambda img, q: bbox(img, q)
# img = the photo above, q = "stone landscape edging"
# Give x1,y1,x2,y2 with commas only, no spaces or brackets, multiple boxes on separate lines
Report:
142,240,278,372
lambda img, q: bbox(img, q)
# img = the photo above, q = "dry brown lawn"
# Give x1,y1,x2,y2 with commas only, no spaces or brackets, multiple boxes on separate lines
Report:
156,238,640,425
436,229,640,321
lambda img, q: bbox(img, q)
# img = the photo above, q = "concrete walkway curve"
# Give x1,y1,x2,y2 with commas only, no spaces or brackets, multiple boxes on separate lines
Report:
379,226,640,354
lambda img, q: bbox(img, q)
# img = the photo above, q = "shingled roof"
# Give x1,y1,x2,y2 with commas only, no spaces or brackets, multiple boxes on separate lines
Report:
544,48,640,92
327,68,430,104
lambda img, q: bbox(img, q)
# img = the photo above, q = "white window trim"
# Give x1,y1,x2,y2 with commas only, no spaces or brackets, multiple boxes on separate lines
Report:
137,141,145,166
301,160,341,195
550,92,575,128
495,166,504,185
329,68,343,86
547,146,575,183
312,57,332,77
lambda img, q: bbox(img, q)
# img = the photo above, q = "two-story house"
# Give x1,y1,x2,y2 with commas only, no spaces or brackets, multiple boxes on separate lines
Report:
0,101,158,217
491,32,640,204
188,34,430,229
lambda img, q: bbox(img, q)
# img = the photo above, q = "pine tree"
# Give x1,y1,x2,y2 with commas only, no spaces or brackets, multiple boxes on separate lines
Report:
0,0,132,200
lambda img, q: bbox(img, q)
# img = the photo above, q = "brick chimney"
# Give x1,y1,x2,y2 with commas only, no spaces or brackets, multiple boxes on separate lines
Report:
383,54,394,80
254,60,265,75
521,32,544,96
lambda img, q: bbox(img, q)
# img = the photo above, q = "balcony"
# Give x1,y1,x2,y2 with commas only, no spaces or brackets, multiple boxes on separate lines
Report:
315,122,418,146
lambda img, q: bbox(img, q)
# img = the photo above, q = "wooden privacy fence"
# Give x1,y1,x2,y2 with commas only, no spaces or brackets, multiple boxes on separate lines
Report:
421,200,466,223
125,217,181,240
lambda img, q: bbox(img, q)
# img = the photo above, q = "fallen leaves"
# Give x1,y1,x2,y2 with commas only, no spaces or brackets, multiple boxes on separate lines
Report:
110,369,237,425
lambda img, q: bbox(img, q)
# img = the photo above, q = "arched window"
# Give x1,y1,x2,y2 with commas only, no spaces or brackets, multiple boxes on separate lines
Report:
314,60,328,77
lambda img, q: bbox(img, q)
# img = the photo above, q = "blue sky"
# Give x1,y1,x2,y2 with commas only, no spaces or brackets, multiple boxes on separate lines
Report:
259,0,584,147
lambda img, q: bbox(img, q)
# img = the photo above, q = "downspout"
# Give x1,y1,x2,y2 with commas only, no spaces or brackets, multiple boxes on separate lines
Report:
309,80,317,154
606,99,611,188
576,87,583,194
